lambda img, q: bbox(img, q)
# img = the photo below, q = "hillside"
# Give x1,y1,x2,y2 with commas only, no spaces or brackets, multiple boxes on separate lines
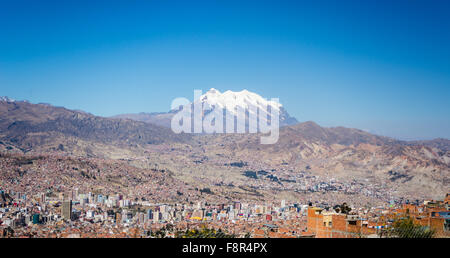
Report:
0,98,448,203
0,100,191,155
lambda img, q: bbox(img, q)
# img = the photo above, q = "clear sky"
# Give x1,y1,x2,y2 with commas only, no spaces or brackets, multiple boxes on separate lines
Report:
1,0,449,140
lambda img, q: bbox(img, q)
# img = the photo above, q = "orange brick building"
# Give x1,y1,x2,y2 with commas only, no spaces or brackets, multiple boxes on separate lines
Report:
306,207,378,238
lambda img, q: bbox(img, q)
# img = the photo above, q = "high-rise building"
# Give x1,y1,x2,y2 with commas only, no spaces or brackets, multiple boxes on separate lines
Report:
147,209,153,220
69,188,79,201
153,211,160,223
62,200,72,220
40,193,46,203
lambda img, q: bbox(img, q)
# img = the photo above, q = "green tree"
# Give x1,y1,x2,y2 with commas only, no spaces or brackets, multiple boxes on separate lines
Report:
334,202,352,214
175,227,235,238
383,217,435,238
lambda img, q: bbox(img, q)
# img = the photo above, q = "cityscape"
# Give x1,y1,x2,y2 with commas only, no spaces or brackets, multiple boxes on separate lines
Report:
1,0,450,243
1,185,449,238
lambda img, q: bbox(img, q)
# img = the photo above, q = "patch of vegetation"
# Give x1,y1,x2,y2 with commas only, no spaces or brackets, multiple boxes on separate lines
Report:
226,161,247,168
176,228,235,238
151,224,235,238
266,174,279,182
333,202,352,214
387,170,413,182
381,217,436,238
242,171,257,179
257,170,269,175
238,186,264,197
242,170,273,180
199,188,213,194
280,178,296,183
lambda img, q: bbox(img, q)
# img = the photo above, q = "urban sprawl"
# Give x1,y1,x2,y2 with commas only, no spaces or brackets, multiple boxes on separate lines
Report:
1,188,449,238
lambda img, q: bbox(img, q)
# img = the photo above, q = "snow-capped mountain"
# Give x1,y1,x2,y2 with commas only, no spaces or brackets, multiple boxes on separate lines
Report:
193,88,281,112
186,88,298,131
113,89,298,131
0,96,15,102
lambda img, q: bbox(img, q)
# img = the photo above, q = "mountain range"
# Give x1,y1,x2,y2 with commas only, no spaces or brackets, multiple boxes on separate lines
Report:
0,98,190,156
0,93,448,203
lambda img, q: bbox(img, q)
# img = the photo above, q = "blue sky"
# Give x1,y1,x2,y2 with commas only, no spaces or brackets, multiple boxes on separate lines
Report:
1,0,449,140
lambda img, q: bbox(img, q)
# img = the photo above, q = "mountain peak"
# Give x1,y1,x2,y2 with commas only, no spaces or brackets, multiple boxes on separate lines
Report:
194,89,297,128
114,89,299,129
206,88,220,94
199,89,282,109
0,96,15,102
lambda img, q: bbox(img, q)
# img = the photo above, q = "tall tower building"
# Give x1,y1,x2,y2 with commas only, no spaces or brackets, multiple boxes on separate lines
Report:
153,211,160,223
62,200,72,220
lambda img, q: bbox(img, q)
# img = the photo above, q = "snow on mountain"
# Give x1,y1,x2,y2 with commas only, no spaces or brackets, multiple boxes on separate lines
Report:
185,88,298,131
0,96,15,102
112,89,298,131
194,88,282,114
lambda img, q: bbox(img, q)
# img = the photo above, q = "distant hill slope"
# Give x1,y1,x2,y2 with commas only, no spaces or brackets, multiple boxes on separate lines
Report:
187,121,449,200
111,112,175,128
281,121,399,146
1,98,448,156
407,138,450,152
0,99,190,153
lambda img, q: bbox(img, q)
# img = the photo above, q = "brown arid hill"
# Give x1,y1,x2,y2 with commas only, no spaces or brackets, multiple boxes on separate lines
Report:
0,99,448,204
406,138,450,152
186,122,449,200
0,100,191,154
111,111,175,128
0,152,222,204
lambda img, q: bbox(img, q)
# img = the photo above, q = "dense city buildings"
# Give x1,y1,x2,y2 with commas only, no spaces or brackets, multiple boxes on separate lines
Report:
1,186,448,238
